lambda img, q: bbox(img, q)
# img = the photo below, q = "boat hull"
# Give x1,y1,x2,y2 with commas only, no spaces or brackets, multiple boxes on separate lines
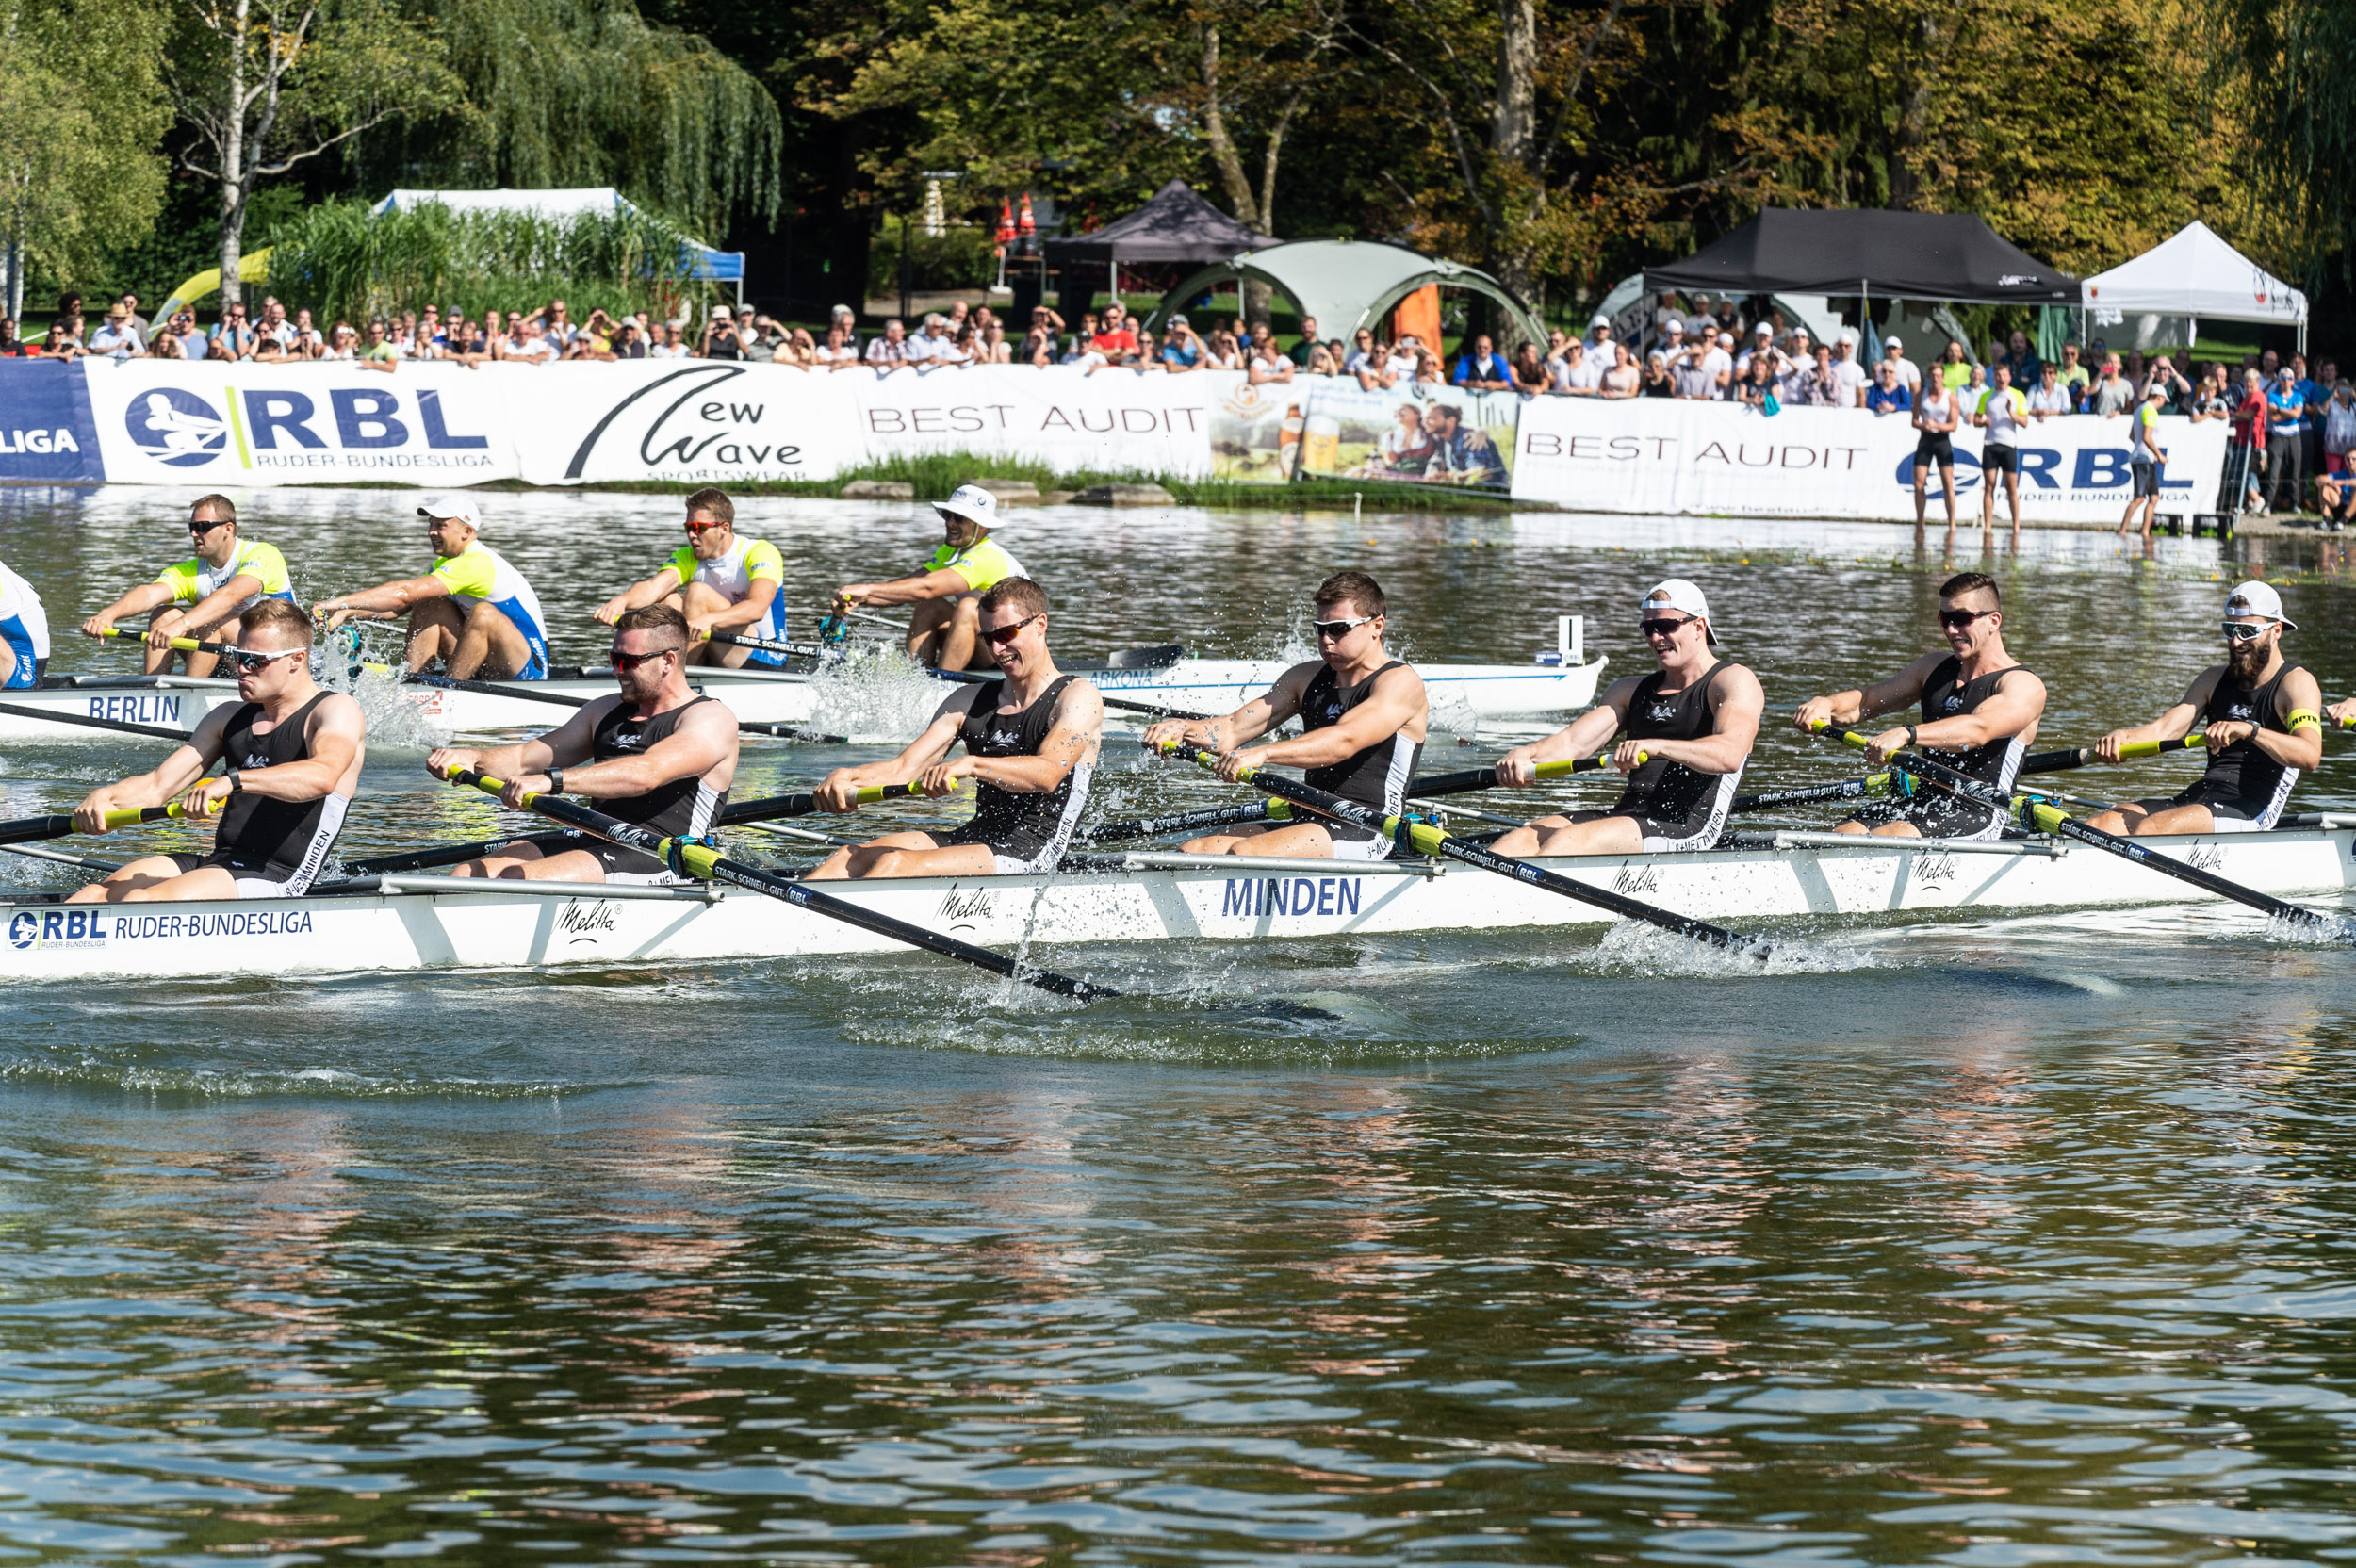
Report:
4,825,2348,982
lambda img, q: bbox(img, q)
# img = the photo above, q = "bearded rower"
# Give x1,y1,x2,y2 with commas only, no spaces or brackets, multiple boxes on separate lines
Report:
1139,571,1428,861
426,605,740,884
78,495,295,677
0,556,49,690
594,487,791,667
1492,580,1761,856
1792,571,2045,839
2084,580,2322,837
810,579,1103,878
66,600,364,902
313,498,550,680
833,484,1027,670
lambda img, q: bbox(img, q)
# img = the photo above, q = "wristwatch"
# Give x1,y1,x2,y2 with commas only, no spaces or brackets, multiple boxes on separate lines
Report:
545,768,565,794
1904,725,1919,748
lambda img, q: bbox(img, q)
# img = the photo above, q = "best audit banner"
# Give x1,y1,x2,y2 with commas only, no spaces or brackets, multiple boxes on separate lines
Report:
1508,398,2231,521
849,363,1213,477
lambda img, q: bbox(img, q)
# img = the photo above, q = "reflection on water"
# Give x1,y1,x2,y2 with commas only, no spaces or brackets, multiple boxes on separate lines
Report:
0,490,2354,1562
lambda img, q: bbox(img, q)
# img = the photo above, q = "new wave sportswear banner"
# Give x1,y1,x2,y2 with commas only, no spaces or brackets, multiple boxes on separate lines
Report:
1508,398,2230,521
507,360,858,485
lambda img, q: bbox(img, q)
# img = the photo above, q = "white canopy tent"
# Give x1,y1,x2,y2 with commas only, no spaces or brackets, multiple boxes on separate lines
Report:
2080,221,2307,351
371,188,746,298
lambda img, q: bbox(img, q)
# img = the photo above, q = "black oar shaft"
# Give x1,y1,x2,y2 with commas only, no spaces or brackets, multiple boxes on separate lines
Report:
1731,774,1893,813
403,673,844,743
1074,800,1282,845
0,811,79,846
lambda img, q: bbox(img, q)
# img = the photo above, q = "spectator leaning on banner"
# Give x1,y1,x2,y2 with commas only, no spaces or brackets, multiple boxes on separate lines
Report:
2089,355,2135,416
1452,334,1513,390
1828,332,1869,406
1669,342,1715,400
865,318,910,366
1558,339,1603,395
1880,335,1922,393
2028,362,2072,420
1866,360,1911,415
1091,303,1138,359
1285,316,1320,368
87,306,145,360
1159,315,1203,372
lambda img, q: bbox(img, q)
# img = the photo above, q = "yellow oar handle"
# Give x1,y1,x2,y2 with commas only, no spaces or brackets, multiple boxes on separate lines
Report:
1532,752,1644,776
93,625,212,654
92,778,221,831
854,780,961,804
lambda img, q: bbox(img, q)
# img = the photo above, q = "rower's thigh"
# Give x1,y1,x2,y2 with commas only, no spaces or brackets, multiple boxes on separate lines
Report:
65,855,192,902
1217,823,1344,858
508,849,609,882
1540,814,1644,855
2127,804,2214,837
120,865,239,902
1868,820,1923,838
679,580,731,616
853,841,997,879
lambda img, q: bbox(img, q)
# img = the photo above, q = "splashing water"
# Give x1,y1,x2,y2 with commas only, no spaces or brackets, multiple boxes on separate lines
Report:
805,651,961,744
313,624,445,748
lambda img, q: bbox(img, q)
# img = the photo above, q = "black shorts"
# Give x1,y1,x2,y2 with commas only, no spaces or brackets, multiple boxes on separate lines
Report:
1916,433,1954,465
1844,794,2007,841
937,821,1072,874
166,849,309,895
1591,774,1739,852
586,842,679,882
2135,782,2287,832
2131,462,2159,498
1983,442,2019,474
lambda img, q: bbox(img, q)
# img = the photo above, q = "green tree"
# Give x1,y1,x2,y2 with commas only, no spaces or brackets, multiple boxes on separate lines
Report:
0,0,171,319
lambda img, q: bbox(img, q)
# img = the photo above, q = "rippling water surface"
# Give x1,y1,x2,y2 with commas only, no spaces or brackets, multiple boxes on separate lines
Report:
2,489,2356,1563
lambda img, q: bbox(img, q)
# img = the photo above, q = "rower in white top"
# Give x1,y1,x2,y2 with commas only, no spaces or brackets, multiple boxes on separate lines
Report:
1140,571,1429,861
78,494,296,677
0,556,48,691
593,486,793,668
312,498,552,680
1491,580,1762,856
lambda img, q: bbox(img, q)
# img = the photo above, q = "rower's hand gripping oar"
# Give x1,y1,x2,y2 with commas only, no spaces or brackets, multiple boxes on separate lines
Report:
0,794,210,847
1808,722,2338,930
2021,733,2206,774
1403,753,1628,799
436,767,1118,1001
1148,740,1770,957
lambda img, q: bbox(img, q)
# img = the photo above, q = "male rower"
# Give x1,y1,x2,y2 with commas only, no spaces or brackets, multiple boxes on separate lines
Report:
1490,580,1761,856
0,555,49,689
2082,580,2322,836
65,599,365,902
809,578,1103,878
832,484,1027,670
313,497,550,679
1138,570,1428,861
78,494,294,676
1792,571,2046,839
593,486,791,667
424,604,740,884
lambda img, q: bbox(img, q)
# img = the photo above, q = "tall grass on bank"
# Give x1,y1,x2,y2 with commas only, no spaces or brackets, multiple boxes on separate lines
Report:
266,199,729,328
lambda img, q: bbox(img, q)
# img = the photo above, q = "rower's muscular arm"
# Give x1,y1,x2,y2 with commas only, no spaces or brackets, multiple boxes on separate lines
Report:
315,573,450,626
2205,664,2326,771
595,565,685,626
80,580,176,637
1141,670,1306,757
924,683,1104,797
426,702,601,789
1792,653,1939,736
812,693,972,810
1495,683,1634,784
73,711,229,831
693,578,779,638
1644,666,1764,775
166,574,269,644
835,565,972,608
1247,664,1427,773
517,699,738,805
2094,669,2213,761
185,695,366,820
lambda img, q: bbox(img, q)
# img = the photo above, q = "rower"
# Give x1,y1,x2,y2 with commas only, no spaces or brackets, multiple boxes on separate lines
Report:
2084,580,2322,837
77,495,294,676
809,578,1103,878
0,555,49,690
1138,571,1427,861
65,599,364,902
1792,571,2045,838
424,604,740,884
1491,580,1761,856
832,484,1027,670
593,486,790,667
312,497,550,680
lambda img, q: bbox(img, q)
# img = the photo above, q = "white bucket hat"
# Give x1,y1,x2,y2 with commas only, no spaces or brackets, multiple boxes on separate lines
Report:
2224,580,2295,630
934,484,1001,530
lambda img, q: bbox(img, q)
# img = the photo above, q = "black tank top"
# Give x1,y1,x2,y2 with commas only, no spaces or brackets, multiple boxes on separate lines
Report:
958,676,1089,843
1613,661,1731,819
2201,661,2306,804
216,693,338,864
592,695,728,837
1920,656,2029,788
1301,662,1421,812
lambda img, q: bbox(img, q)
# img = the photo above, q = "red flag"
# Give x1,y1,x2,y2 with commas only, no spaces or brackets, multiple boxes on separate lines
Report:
1018,193,1036,237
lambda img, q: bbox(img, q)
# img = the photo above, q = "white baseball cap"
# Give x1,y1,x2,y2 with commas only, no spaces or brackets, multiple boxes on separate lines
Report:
934,483,1001,530
1884,334,1904,348
2224,580,2295,629
1753,322,1773,337
1641,579,1720,645
417,496,482,528
1591,313,1613,328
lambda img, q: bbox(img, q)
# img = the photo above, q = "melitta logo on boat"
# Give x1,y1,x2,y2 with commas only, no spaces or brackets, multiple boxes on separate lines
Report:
556,901,618,940
939,885,995,928
2189,845,2227,871
564,365,805,482
1915,851,1958,883
126,387,229,466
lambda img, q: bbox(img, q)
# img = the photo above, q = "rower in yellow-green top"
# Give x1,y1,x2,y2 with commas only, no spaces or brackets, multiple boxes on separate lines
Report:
594,488,791,667
832,484,1028,670
77,494,295,677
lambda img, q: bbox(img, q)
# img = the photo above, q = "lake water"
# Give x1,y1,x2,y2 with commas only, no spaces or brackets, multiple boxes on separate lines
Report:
2,489,2355,1564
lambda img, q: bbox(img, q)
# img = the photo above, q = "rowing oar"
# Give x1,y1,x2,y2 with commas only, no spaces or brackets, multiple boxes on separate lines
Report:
917,662,1212,722
1074,799,1291,845
1403,754,1627,799
93,625,234,656
0,790,214,846
401,672,847,743
438,768,1114,1000
342,783,946,875
1809,723,2338,930
1149,740,1768,956
2021,734,2205,774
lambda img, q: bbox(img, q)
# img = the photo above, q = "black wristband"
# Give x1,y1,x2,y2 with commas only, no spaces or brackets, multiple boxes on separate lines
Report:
1904,725,1919,748
225,766,243,795
545,768,564,795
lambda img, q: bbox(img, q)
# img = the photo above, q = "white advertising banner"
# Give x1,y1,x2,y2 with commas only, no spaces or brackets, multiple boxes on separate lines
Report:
1509,398,2231,521
848,363,1214,477
81,359,518,487
505,360,860,485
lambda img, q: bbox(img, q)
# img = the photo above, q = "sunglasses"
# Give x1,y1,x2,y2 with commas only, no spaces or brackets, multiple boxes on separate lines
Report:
1938,608,1993,629
2222,620,2270,642
222,645,305,673
611,645,680,671
188,517,229,534
685,519,725,534
1313,613,1376,640
1639,615,1694,637
981,614,1043,647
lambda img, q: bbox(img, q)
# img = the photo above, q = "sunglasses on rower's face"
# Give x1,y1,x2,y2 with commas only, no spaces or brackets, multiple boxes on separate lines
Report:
222,646,305,673
1939,608,1995,630
1313,613,1376,641
685,518,726,534
611,645,679,672
2222,620,2271,642
188,516,229,534
1639,615,1694,638
981,614,1042,648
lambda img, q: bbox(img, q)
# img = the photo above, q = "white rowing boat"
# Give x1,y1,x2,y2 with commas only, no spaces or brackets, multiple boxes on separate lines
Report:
6,822,2348,981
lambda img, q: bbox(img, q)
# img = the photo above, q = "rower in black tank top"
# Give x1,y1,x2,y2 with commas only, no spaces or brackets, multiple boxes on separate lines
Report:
942,675,1093,867
1301,662,1422,813
592,695,728,839
2173,661,2308,823
1918,656,2028,789
167,692,348,891
1610,661,1732,824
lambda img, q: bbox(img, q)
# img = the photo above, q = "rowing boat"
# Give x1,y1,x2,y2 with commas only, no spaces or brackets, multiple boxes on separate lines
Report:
7,820,2348,981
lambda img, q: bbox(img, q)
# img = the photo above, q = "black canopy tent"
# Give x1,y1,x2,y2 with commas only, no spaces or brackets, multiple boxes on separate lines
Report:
1644,208,2077,306
1045,179,1277,316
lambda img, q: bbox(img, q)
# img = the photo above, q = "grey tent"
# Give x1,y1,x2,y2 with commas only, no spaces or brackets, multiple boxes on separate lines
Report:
1644,208,2076,305
1046,180,1276,313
